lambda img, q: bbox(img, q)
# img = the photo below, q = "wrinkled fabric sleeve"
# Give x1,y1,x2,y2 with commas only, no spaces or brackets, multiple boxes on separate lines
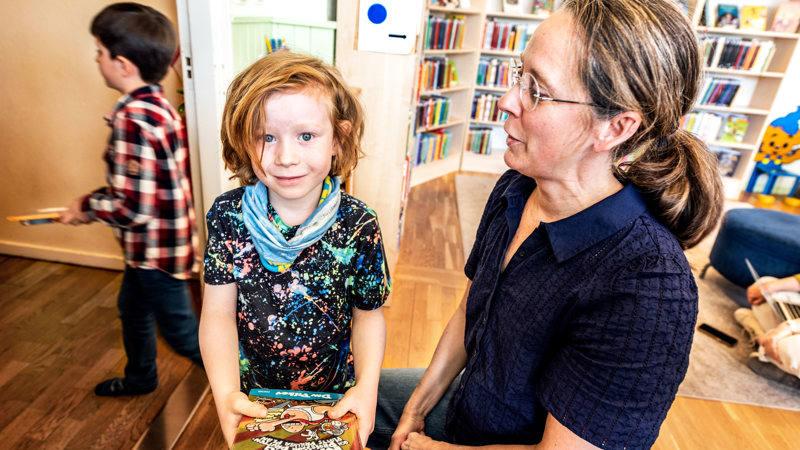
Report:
536,256,697,449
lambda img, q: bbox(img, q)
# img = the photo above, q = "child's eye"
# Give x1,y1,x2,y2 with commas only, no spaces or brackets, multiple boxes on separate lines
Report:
264,135,275,143
300,133,313,142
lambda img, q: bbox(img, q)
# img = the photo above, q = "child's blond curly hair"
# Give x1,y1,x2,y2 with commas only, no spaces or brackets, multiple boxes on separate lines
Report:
221,51,365,185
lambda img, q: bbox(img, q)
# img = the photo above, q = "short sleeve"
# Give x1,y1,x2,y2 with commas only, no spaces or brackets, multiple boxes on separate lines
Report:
203,196,237,285
536,257,697,449
350,208,391,310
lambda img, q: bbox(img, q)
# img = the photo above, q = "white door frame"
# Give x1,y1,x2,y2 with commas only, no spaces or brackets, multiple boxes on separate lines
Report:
175,0,237,221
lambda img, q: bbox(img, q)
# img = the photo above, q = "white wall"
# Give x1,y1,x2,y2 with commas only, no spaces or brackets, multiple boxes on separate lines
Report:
230,0,334,21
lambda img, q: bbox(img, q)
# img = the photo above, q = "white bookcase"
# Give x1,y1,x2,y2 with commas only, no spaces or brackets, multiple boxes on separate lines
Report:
408,0,800,200
689,0,800,198
409,1,563,186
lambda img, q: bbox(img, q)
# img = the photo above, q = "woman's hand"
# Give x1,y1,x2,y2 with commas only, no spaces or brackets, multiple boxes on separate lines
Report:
759,320,797,364
746,283,766,305
327,385,376,447
748,276,800,305
401,432,441,450
389,410,427,450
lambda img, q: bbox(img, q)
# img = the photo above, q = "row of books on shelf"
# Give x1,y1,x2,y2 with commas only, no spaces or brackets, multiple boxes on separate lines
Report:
710,146,741,177
467,127,494,155
414,129,452,166
698,77,741,107
425,14,466,50
704,1,800,33
264,37,286,54
476,58,510,89
415,95,451,131
420,57,458,91
680,111,750,143
700,36,775,72
472,92,508,123
500,0,556,15
481,20,536,52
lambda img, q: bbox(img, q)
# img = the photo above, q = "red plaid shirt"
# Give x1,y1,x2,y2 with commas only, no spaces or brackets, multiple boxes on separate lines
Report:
81,85,198,279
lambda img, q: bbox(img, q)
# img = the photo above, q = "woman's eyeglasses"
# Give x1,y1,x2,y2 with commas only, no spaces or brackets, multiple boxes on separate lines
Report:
509,58,602,112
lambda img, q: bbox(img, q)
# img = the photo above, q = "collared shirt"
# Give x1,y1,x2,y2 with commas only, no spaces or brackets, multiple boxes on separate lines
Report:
446,170,698,449
204,188,391,393
82,85,198,279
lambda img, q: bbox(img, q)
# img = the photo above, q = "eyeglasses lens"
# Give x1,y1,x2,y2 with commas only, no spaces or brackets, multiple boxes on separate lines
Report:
510,59,538,111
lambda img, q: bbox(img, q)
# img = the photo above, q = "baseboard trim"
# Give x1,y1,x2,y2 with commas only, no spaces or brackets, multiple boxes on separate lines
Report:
0,240,125,270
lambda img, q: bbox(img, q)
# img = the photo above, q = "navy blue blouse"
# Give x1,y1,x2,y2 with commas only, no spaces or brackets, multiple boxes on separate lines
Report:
446,170,698,449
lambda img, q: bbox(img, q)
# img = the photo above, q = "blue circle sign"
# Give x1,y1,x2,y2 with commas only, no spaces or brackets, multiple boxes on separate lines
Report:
367,3,388,24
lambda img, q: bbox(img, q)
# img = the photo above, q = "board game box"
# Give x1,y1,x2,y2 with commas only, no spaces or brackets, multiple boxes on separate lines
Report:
232,389,362,450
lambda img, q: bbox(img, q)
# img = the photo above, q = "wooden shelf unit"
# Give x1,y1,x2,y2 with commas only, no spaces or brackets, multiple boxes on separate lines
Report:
407,0,799,198
689,0,799,198
409,0,558,186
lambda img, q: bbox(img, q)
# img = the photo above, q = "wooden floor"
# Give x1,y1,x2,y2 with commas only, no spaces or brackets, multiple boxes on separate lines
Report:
3,174,800,449
0,257,197,449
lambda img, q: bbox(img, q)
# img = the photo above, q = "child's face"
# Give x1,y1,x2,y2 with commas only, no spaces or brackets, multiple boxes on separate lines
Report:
94,39,123,92
253,88,338,211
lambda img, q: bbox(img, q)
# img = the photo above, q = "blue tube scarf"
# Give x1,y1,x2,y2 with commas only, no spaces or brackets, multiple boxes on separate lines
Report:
242,176,340,272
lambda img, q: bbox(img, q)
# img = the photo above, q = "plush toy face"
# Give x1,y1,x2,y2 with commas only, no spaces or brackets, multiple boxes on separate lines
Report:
757,125,800,165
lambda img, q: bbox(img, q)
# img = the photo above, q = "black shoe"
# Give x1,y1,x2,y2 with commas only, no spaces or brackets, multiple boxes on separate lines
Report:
94,377,157,396
747,354,800,390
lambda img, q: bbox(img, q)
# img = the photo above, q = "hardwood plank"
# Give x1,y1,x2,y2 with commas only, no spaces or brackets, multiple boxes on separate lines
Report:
61,272,122,325
382,282,414,369
172,392,226,450
0,256,201,450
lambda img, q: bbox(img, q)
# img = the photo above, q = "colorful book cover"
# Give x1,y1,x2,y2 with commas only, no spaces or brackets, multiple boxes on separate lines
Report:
710,146,741,177
232,389,362,450
718,114,750,143
716,4,740,28
532,1,555,15
770,1,800,33
668,0,689,16
739,5,767,31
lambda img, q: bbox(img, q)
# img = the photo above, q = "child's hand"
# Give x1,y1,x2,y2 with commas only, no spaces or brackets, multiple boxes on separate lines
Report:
327,385,376,448
220,391,269,446
59,198,91,225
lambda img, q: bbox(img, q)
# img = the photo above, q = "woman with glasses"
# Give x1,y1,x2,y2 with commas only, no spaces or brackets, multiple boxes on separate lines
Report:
369,1,723,449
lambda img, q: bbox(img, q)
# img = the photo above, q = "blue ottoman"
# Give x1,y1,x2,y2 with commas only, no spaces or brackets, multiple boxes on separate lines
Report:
704,208,800,292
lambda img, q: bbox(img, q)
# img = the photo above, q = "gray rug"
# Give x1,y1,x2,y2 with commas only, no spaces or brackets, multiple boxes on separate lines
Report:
455,173,800,411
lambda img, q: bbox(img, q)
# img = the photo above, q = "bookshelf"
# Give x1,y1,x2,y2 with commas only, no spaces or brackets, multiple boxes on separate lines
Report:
688,0,800,198
409,0,800,199
409,1,560,186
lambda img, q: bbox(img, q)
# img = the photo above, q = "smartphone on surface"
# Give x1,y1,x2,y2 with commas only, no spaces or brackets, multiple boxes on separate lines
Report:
697,323,738,347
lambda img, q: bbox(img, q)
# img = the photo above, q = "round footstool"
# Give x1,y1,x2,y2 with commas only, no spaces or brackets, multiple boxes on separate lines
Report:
707,208,800,290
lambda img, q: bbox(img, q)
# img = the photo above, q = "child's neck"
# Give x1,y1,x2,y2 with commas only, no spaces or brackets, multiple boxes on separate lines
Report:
268,188,323,227
117,77,149,95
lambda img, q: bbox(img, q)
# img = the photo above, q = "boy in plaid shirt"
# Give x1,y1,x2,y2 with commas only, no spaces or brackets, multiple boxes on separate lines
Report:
60,2,202,396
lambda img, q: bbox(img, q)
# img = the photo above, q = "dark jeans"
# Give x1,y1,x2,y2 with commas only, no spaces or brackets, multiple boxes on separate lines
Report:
367,368,458,450
117,266,203,389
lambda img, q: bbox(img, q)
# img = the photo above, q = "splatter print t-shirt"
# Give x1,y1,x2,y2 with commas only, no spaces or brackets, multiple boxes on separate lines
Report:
204,187,391,393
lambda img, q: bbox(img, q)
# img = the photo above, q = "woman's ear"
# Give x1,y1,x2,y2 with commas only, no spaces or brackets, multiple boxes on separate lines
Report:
594,111,641,153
